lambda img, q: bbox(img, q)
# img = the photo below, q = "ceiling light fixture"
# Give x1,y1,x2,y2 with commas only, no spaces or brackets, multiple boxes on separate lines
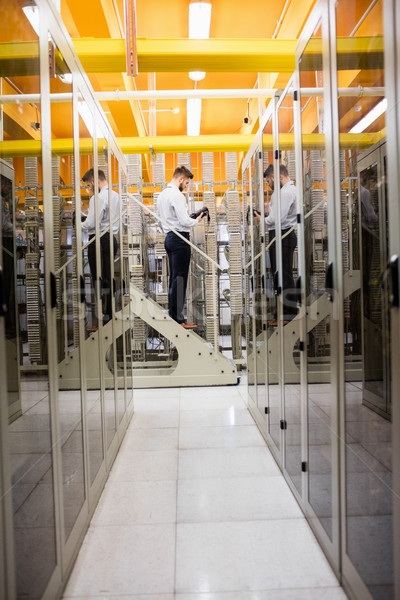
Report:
187,98,202,136
349,98,387,134
187,3,211,132
22,5,40,36
189,2,212,38
189,71,206,82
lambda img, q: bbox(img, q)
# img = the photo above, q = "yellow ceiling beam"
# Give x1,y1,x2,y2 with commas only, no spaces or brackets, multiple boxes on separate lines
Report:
73,38,297,73
0,37,384,75
74,36,384,73
0,132,384,158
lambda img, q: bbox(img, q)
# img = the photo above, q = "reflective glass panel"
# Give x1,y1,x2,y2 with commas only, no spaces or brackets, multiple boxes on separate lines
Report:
263,117,281,451
277,87,302,494
50,44,86,540
79,109,104,485
335,0,393,596
1,3,57,596
299,22,334,539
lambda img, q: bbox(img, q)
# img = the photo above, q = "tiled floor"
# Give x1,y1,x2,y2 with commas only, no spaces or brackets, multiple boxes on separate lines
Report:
63,383,348,600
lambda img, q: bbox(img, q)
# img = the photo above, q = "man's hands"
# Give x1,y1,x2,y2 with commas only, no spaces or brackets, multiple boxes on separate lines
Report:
253,209,261,222
191,206,210,222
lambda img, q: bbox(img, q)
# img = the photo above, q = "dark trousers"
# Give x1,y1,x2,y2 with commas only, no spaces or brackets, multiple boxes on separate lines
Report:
88,232,118,321
269,228,297,319
165,231,191,323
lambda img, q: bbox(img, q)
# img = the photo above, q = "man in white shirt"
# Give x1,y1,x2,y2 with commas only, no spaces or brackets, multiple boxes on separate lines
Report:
255,163,298,323
157,165,204,328
81,168,120,326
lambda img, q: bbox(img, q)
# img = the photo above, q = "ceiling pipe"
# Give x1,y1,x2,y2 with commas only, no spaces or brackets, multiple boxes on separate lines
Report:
0,87,386,105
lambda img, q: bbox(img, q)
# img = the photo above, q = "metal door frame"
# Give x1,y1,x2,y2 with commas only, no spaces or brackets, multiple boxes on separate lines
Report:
384,0,400,597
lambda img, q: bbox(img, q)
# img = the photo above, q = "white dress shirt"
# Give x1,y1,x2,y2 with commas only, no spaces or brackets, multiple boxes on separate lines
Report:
265,180,297,231
82,185,120,235
156,183,199,233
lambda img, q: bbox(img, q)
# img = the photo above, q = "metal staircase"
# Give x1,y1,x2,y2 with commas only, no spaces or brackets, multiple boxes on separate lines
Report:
58,284,238,389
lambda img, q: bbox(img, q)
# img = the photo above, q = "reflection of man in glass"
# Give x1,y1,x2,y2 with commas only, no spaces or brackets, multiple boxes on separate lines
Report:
359,171,378,312
254,163,297,323
1,174,16,336
81,168,120,327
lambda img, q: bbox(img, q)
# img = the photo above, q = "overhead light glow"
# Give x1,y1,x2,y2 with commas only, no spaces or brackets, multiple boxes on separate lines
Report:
189,71,206,82
59,73,73,85
349,98,387,134
189,2,212,39
187,98,202,136
22,5,40,36
78,100,105,138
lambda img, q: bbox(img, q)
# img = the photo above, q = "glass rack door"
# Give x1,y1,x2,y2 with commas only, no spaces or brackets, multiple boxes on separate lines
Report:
276,82,302,496
297,11,339,564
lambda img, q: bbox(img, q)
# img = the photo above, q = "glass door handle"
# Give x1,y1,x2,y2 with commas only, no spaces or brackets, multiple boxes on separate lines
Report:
50,272,57,308
296,275,302,305
0,267,7,316
325,262,334,302
389,255,399,308
80,275,85,304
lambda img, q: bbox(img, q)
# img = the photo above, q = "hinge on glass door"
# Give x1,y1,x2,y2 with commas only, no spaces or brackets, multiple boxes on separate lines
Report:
302,461,307,472
280,420,287,430
259,152,262,159
299,341,305,352
264,407,269,414
297,213,301,224
294,90,299,101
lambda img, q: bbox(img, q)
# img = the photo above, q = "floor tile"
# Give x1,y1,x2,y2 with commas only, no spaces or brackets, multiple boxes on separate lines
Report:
63,524,175,596
177,476,303,522
122,427,179,452
175,589,347,600
179,447,280,480
108,450,178,482
179,425,265,449
63,592,173,600
131,411,180,429
91,480,177,525
175,520,339,593
180,408,254,428
179,395,246,411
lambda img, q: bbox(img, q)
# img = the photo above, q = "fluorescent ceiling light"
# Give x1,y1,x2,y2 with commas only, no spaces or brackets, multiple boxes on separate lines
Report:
187,98,202,136
188,4,211,130
78,100,105,138
22,5,40,36
189,2,212,39
142,107,180,113
189,71,206,81
349,98,387,134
